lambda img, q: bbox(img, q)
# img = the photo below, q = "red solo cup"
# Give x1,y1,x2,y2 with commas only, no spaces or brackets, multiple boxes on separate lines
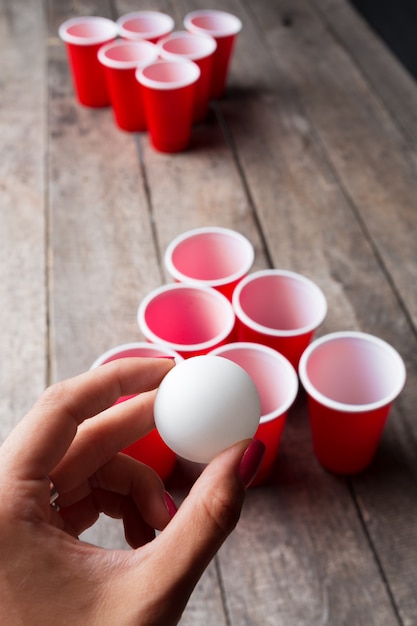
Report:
59,16,118,107
137,283,235,358
97,40,158,131
299,332,406,474
117,11,174,44
157,31,217,122
90,342,183,481
184,9,242,98
164,227,254,301
136,59,200,153
232,270,327,368
210,342,298,486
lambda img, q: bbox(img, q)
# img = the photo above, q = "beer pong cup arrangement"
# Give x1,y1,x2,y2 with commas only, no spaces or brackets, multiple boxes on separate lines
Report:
184,9,242,98
90,342,183,481
59,9,242,150
298,332,406,474
88,227,406,484
59,16,118,107
232,269,328,369
164,226,254,300
137,283,236,358
210,343,299,485
157,31,217,122
117,11,175,43
136,58,201,153
98,39,158,131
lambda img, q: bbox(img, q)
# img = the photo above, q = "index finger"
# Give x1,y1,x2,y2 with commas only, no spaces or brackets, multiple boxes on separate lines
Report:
0,358,174,480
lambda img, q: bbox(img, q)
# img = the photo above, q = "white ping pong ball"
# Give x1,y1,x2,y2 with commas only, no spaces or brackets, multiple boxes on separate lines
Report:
154,355,261,463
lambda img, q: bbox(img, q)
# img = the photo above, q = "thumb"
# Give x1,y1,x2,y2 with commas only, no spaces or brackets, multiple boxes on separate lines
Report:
144,439,265,614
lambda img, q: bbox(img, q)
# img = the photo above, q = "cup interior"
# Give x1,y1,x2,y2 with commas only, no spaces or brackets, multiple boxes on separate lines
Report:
118,12,174,38
159,32,217,60
234,271,327,334
99,40,157,68
211,344,298,420
138,59,200,89
185,11,242,36
300,333,406,409
166,229,254,284
139,286,235,349
90,342,181,369
60,17,118,44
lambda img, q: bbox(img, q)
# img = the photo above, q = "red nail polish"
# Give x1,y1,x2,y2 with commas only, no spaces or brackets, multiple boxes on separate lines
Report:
238,439,265,488
163,491,178,517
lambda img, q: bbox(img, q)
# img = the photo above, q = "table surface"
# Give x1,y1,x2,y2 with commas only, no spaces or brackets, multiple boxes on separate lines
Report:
2,1,417,624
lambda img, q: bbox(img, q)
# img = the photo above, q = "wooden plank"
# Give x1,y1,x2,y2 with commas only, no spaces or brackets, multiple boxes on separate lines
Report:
0,0,47,440
312,0,417,148
47,0,164,383
246,0,417,333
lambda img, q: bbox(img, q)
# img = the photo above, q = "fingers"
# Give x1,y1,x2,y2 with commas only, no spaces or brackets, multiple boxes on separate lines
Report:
128,439,265,611
0,358,174,481
50,389,157,495
59,453,175,543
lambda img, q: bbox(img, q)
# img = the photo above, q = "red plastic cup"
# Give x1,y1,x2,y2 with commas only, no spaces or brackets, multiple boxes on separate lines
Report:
97,40,158,131
116,11,174,44
59,16,118,107
210,342,298,485
137,283,235,358
90,342,183,481
299,332,406,474
232,270,327,368
157,31,217,122
136,59,200,153
164,227,254,301
184,9,242,98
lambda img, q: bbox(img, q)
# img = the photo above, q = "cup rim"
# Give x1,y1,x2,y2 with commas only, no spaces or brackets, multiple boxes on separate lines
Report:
137,283,235,353
157,30,217,61
90,341,183,369
184,10,242,38
232,269,328,337
59,16,118,46
97,39,158,69
298,331,407,413
210,341,299,423
136,58,201,90
164,226,255,288
116,10,175,40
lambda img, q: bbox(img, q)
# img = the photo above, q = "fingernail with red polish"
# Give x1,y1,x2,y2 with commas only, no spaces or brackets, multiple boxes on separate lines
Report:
238,439,266,488
164,491,178,517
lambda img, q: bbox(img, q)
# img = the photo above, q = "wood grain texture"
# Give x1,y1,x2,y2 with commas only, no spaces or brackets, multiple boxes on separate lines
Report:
0,0,47,440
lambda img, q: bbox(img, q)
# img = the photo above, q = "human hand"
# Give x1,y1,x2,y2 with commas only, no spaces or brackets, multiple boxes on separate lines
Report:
0,358,265,625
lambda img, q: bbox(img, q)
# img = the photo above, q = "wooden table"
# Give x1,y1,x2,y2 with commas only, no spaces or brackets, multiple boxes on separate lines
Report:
2,1,417,624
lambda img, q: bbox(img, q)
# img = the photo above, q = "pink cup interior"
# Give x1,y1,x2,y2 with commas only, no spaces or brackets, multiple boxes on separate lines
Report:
138,59,200,88
235,272,327,334
99,41,157,67
166,229,253,284
159,32,216,59
118,12,174,39
186,11,242,37
301,334,406,408
60,18,118,44
139,286,235,349
210,344,298,419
